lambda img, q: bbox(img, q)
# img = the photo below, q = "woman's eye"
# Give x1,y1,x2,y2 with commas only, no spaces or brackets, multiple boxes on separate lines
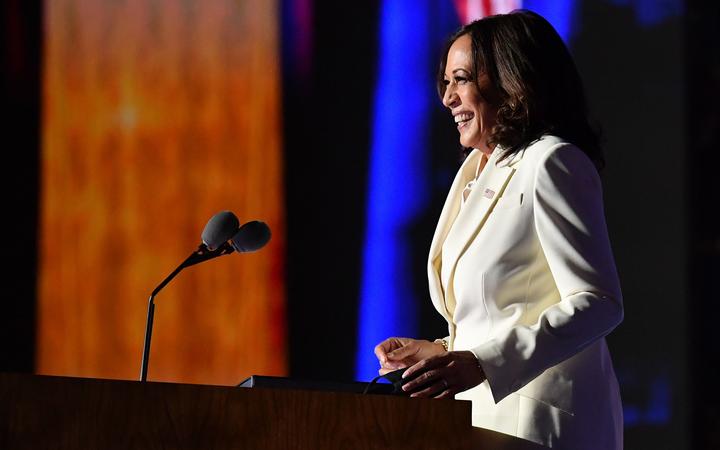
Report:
455,76,467,84
442,79,450,86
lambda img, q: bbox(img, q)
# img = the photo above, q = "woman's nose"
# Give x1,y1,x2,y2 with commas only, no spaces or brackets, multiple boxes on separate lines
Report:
443,86,458,109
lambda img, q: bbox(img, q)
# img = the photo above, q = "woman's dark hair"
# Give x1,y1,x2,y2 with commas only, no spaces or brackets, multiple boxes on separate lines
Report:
437,10,604,170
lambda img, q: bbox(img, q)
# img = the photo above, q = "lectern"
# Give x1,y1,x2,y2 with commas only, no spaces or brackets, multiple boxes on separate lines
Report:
0,373,545,449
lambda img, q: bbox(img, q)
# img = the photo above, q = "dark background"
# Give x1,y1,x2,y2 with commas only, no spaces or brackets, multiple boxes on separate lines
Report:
3,0,719,448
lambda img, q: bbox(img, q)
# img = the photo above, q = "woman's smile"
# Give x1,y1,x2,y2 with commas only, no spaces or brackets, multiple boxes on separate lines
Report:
454,112,474,129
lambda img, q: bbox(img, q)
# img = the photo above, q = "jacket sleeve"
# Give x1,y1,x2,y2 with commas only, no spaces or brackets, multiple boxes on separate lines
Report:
470,143,624,403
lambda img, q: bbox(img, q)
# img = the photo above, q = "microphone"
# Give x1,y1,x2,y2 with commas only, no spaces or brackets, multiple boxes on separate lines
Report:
230,220,271,253
139,212,272,382
201,210,239,251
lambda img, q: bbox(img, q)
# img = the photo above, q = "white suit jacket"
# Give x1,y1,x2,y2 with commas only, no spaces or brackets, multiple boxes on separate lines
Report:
428,136,623,449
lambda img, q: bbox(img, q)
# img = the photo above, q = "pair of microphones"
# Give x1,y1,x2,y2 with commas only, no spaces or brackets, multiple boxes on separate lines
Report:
200,211,271,255
140,211,271,382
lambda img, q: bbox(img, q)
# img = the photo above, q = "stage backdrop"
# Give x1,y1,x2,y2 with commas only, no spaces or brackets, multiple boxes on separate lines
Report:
38,0,286,385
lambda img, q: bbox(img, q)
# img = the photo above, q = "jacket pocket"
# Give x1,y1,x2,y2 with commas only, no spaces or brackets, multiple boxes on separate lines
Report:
516,367,574,416
493,192,524,210
516,394,574,448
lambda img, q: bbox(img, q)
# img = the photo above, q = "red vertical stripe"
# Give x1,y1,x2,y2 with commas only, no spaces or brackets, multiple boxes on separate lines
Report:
483,0,493,16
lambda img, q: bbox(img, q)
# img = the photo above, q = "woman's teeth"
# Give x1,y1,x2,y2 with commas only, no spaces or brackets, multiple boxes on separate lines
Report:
454,113,473,124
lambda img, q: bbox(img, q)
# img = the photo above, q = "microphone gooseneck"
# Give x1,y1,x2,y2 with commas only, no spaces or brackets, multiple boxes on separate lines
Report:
140,212,272,382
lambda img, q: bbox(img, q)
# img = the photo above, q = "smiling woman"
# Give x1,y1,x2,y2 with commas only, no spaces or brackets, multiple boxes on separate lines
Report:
374,10,623,449
437,9,604,168
441,35,498,153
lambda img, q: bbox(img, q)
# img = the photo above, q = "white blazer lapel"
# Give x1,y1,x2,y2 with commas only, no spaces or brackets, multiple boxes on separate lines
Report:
428,150,483,263
427,147,526,319
427,150,483,318
440,149,524,288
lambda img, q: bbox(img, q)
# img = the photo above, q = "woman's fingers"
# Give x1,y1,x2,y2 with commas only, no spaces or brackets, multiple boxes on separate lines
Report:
402,353,449,380
374,338,400,363
386,342,420,361
409,383,446,398
402,366,444,393
375,338,420,365
434,388,455,399
374,337,412,363
378,359,408,375
379,366,407,376
374,343,390,364
408,377,452,398
399,351,486,398
374,338,447,374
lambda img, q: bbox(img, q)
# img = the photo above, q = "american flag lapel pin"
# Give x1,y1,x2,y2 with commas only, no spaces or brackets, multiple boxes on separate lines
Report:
483,188,495,199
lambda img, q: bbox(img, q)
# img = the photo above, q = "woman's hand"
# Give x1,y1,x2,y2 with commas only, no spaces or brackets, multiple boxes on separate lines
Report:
401,351,486,399
374,337,445,375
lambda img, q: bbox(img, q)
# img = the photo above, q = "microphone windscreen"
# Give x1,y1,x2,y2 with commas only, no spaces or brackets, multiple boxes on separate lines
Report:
231,221,271,253
201,211,240,250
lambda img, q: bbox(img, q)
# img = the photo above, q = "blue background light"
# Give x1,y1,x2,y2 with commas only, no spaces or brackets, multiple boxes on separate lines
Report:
355,0,434,381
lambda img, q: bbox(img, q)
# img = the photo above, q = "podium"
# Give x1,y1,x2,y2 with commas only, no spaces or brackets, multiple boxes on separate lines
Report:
0,373,545,449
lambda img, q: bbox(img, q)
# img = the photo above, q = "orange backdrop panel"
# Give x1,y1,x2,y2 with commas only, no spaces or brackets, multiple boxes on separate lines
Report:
38,0,285,385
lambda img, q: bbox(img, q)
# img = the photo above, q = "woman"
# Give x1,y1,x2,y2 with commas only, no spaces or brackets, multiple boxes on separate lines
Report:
374,10,623,449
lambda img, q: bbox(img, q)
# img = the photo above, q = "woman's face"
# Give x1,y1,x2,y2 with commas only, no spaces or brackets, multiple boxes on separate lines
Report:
442,34,497,153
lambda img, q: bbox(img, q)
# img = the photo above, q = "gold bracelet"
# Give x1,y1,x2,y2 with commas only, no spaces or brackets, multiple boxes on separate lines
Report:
434,338,449,351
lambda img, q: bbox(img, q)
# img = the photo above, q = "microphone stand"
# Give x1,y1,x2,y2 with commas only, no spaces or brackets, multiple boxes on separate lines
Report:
139,242,235,382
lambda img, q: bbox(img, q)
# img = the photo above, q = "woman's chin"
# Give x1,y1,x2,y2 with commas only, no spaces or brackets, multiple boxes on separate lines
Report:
457,129,481,149
459,137,479,149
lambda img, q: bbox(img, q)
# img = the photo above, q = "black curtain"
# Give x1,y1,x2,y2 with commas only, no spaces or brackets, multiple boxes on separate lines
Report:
0,0,40,374
282,1,379,381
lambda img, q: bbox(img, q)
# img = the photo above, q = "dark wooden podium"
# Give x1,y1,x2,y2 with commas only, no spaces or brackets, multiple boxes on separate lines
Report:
0,373,546,449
